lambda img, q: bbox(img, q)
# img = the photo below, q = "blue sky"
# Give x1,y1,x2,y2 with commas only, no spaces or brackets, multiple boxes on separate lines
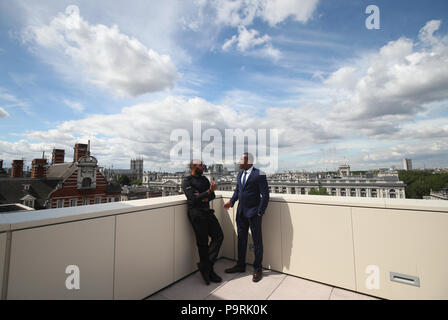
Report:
0,0,447,172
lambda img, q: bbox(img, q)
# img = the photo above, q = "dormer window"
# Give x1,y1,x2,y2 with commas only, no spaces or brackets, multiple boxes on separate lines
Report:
23,184,31,191
82,177,92,188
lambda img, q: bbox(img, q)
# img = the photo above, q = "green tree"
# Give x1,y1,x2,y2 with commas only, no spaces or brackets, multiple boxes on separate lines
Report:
308,187,330,196
398,170,448,199
118,174,131,186
130,179,142,186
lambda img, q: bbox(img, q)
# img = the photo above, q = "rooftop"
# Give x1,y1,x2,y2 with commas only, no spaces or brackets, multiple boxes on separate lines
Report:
147,258,378,300
0,192,447,300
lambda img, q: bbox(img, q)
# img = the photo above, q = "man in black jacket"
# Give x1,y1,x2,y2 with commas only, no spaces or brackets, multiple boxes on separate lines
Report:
182,159,224,285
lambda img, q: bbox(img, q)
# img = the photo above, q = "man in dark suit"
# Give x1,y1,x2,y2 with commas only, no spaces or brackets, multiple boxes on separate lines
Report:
223,152,269,282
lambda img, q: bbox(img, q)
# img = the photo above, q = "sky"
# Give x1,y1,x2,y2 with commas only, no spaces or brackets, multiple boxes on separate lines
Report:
0,0,447,172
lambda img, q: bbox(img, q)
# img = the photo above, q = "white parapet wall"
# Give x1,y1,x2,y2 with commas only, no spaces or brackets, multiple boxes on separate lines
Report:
0,192,447,300
215,192,448,300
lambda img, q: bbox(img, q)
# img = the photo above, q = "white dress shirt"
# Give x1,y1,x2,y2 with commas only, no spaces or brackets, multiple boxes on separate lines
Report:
240,166,254,185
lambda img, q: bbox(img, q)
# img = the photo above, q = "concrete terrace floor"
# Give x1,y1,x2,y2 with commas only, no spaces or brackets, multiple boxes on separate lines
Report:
147,258,380,300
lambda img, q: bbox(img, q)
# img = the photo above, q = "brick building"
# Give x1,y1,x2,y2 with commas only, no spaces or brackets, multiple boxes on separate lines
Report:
0,141,121,210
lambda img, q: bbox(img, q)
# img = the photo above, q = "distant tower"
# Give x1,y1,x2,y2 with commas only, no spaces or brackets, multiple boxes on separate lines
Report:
338,164,351,177
131,157,144,181
403,158,412,171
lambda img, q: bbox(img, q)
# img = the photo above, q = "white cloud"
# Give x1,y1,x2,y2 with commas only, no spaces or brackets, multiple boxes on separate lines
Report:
63,99,85,113
0,107,9,118
192,0,319,60
0,87,29,109
3,91,448,170
214,0,319,27
222,25,281,61
5,95,340,169
324,20,448,137
324,66,357,90
261,0,320,26
223,26,271,51
22,5,179,97
418,19,442,45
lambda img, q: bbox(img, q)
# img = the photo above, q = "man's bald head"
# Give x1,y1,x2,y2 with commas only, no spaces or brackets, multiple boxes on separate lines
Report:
190,159,205,176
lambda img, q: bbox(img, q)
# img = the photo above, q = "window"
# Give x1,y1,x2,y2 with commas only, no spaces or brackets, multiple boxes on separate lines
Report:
361,189,366,197
70,199,77,207
301,188,306,195
341,188,346,196
95,197,101,204
372,189,378,197
291,187,296,194
82,177,92,188
83,198,89,205
389,189,396,199
24,200,34,208
331,188,336,196
350,188,356,197
57,199,64,208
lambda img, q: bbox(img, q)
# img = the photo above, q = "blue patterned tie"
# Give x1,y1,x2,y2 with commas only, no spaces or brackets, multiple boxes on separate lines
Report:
242,170,247,187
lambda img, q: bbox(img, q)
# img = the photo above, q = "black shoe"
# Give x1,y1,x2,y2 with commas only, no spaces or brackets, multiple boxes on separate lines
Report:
209,269,222,283
224,265,246,273
197,263,211,285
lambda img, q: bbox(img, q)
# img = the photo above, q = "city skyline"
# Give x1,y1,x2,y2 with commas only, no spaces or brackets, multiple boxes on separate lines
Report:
1,1,448,172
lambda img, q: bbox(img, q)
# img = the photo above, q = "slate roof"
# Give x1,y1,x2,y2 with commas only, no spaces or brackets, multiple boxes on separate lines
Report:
46,162,77,179
0,177,61,209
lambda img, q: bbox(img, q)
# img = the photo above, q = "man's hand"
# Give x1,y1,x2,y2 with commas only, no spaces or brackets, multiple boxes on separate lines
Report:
209,181,217,192
223,201,233,210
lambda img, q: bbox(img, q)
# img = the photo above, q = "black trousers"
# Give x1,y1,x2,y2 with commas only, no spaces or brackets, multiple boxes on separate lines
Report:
188,208,224,270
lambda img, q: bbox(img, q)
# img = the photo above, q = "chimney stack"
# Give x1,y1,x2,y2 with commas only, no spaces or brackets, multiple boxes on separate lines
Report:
32,158,48,178
11,159,24,178
52,148,65,164
73,143,88,162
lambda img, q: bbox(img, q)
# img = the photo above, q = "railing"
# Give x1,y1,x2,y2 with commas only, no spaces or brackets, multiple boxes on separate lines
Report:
0,192,447,299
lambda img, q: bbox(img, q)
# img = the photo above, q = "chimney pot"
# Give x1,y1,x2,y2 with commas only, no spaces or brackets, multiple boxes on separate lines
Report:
11,160,24,178
52,148,65,164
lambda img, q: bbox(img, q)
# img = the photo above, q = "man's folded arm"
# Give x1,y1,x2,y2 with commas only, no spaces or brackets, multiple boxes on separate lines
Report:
182,180,210,203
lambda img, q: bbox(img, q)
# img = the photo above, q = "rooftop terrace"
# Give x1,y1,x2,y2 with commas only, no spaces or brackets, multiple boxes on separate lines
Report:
0,192,447,299
147,258,378,300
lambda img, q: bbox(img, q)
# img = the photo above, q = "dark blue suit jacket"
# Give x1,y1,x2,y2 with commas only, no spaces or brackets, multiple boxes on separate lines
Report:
230,167,270,218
